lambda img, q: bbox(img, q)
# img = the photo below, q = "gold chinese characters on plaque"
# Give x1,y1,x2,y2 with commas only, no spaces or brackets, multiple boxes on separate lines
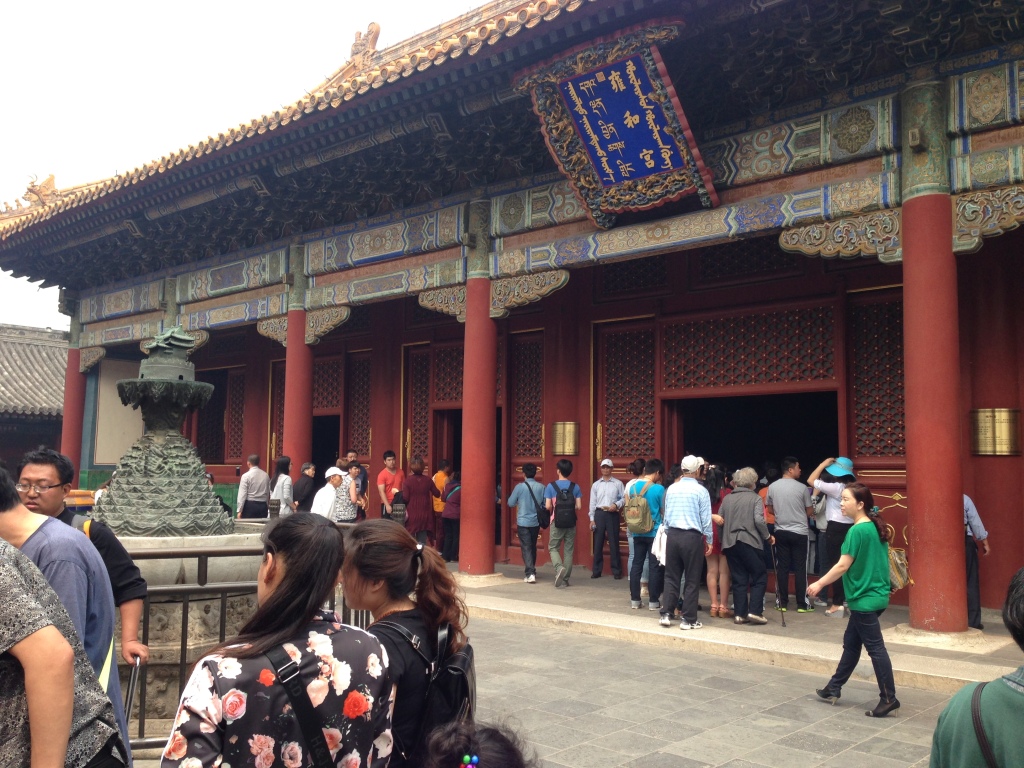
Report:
970,409,1021,456
552,422,579,456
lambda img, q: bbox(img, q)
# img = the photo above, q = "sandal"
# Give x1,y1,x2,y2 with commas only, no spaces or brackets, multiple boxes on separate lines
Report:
710,605,721,618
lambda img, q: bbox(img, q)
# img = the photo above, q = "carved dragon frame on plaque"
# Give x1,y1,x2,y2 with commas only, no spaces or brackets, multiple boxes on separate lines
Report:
513,22,718,229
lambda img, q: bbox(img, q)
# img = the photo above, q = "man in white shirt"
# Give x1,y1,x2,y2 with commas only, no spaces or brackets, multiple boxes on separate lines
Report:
236,454,270,519
590,458,624,579
311,467,345,519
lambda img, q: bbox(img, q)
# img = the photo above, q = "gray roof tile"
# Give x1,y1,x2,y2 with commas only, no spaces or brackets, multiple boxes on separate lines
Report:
0,324,68,417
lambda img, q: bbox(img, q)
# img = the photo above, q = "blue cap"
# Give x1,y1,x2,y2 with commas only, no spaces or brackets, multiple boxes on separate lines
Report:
824,457,854,478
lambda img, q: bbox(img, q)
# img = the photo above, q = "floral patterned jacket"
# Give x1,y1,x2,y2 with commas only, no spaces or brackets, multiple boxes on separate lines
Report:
162,612,394,768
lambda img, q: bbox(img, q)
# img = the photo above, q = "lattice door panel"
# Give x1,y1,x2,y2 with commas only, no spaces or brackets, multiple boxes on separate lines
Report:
195,370,227,463
346,354,372,458
313,358,344,411
407,349,432,463
510,335,544,461
849,300,905,457
663,305,836,391
225,370,246,463
599,327,656,460
432,345,464,404
270,361,286,459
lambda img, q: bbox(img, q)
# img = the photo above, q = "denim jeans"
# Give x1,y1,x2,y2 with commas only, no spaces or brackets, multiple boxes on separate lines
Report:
628,534,651,582
725,541,767,618
827,609,896,703
518,525,540,576
630,536,663,602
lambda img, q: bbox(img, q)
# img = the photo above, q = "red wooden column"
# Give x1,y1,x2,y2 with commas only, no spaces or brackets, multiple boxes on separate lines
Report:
460,276,498,574
282,309,314,468
61,347,87,487
902,82,966,632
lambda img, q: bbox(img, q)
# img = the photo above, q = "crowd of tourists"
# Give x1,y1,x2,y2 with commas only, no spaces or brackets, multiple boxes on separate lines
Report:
0,449,538,768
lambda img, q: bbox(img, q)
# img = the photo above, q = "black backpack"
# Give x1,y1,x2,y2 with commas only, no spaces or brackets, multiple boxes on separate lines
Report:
375,621,475,763
552,481,578,528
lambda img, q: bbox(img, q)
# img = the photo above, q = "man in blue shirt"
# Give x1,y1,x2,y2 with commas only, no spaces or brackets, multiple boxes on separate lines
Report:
660,455,713,630
964,494,991,630
507,463,547,583
544,459,582,588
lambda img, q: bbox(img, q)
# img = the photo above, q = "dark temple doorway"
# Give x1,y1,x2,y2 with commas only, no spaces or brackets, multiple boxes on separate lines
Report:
434,409,463,472
663,391,840,472
311,415,341,491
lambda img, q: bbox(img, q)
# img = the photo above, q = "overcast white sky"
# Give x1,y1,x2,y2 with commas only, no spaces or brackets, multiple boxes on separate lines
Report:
1,0,478,330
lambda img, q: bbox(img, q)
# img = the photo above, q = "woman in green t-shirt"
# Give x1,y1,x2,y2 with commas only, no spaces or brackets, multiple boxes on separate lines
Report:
807,483,899,718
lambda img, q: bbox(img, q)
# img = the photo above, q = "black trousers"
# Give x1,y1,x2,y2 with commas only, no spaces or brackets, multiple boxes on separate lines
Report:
592,509,622,576
662,528,704,622
240,500,268,519
827,609,896,704
725,541,768,618
774,530,809,609
966,535,982,628
442,518,460,562
825,522,854,605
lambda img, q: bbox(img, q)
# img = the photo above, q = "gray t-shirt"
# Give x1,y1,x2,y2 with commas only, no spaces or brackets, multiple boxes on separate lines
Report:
0,539,123,768
765,477,812,534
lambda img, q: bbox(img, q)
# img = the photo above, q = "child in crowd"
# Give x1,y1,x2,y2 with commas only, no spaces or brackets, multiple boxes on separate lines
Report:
424,721,538,768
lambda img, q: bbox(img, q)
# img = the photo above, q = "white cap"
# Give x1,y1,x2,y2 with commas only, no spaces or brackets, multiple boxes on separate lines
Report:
680,455,702,473
696,457,706,468
325,467,344,479
600,458,613,467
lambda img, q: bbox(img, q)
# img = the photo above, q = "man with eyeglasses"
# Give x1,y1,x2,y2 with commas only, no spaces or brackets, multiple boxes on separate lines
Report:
2,454,132,759
16,449,149,667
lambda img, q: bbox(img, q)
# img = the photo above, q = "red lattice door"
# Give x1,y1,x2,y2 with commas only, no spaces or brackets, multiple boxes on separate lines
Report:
224,370,247,464
405,347,432,468
269,360,286,460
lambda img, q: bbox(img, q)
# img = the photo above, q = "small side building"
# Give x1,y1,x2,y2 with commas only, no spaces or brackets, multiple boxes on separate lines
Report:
0,324,67,469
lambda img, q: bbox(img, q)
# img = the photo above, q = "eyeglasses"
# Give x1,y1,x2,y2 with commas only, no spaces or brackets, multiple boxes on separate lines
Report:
15,482,65,495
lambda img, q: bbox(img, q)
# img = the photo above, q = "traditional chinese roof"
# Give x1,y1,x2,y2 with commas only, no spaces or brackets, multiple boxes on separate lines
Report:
1,0,1022,289
0,324,68,418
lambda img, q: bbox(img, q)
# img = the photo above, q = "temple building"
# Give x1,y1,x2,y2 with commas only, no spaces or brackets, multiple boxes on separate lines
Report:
0,324,67,469
2,0,1024,632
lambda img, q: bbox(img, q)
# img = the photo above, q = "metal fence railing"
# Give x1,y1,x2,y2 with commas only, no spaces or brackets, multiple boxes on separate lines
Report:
125,531,370,751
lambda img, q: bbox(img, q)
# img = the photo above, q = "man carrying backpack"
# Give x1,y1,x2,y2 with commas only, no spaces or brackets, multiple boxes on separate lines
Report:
590,459,624,579
545,459,582,588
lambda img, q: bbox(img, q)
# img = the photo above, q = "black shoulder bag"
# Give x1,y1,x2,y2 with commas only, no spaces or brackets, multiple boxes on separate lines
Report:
529,483,550,529
971,681,1000,768
265,646,334,768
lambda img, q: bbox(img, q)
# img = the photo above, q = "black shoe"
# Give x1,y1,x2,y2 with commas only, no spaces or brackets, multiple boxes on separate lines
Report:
613,574,624,580
816,688,841,705
866,698,900,718
970,623,984,630
591,573,602,579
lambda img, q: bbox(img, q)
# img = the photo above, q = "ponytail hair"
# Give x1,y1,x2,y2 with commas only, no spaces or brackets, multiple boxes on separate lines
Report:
210,513,345,659
343,519,468,652
423,720,537,768
845,482,890,543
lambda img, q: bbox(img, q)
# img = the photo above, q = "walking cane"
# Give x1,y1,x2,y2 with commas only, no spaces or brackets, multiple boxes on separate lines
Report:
769,543,786,628
124,657,141,717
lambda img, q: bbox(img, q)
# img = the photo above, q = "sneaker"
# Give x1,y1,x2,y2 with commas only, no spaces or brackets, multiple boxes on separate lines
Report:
796,605,814,613
554,566,566,588
825,607,847,618
680,619,703,630
659,614,672,627
648,601,661,611
526,574,536,584
734,616,749,625
524,576,530,583
813,597,828,607
775,605,788,612
630,600,641,609
563,578,571,587
747,614,769,625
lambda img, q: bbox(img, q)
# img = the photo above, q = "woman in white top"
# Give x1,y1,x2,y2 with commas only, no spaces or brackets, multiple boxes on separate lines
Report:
269,455,295,516
807,456,856,617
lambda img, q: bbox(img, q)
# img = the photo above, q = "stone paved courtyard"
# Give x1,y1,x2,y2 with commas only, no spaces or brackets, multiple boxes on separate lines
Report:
470,617,949,768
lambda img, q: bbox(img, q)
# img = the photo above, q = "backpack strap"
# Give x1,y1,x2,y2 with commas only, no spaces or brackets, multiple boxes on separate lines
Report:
265,646,334,768
527,482,544,514
631,481,652,499
444,485,461,502
71,514,92,539
971,681,999,768
374,621,433,668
